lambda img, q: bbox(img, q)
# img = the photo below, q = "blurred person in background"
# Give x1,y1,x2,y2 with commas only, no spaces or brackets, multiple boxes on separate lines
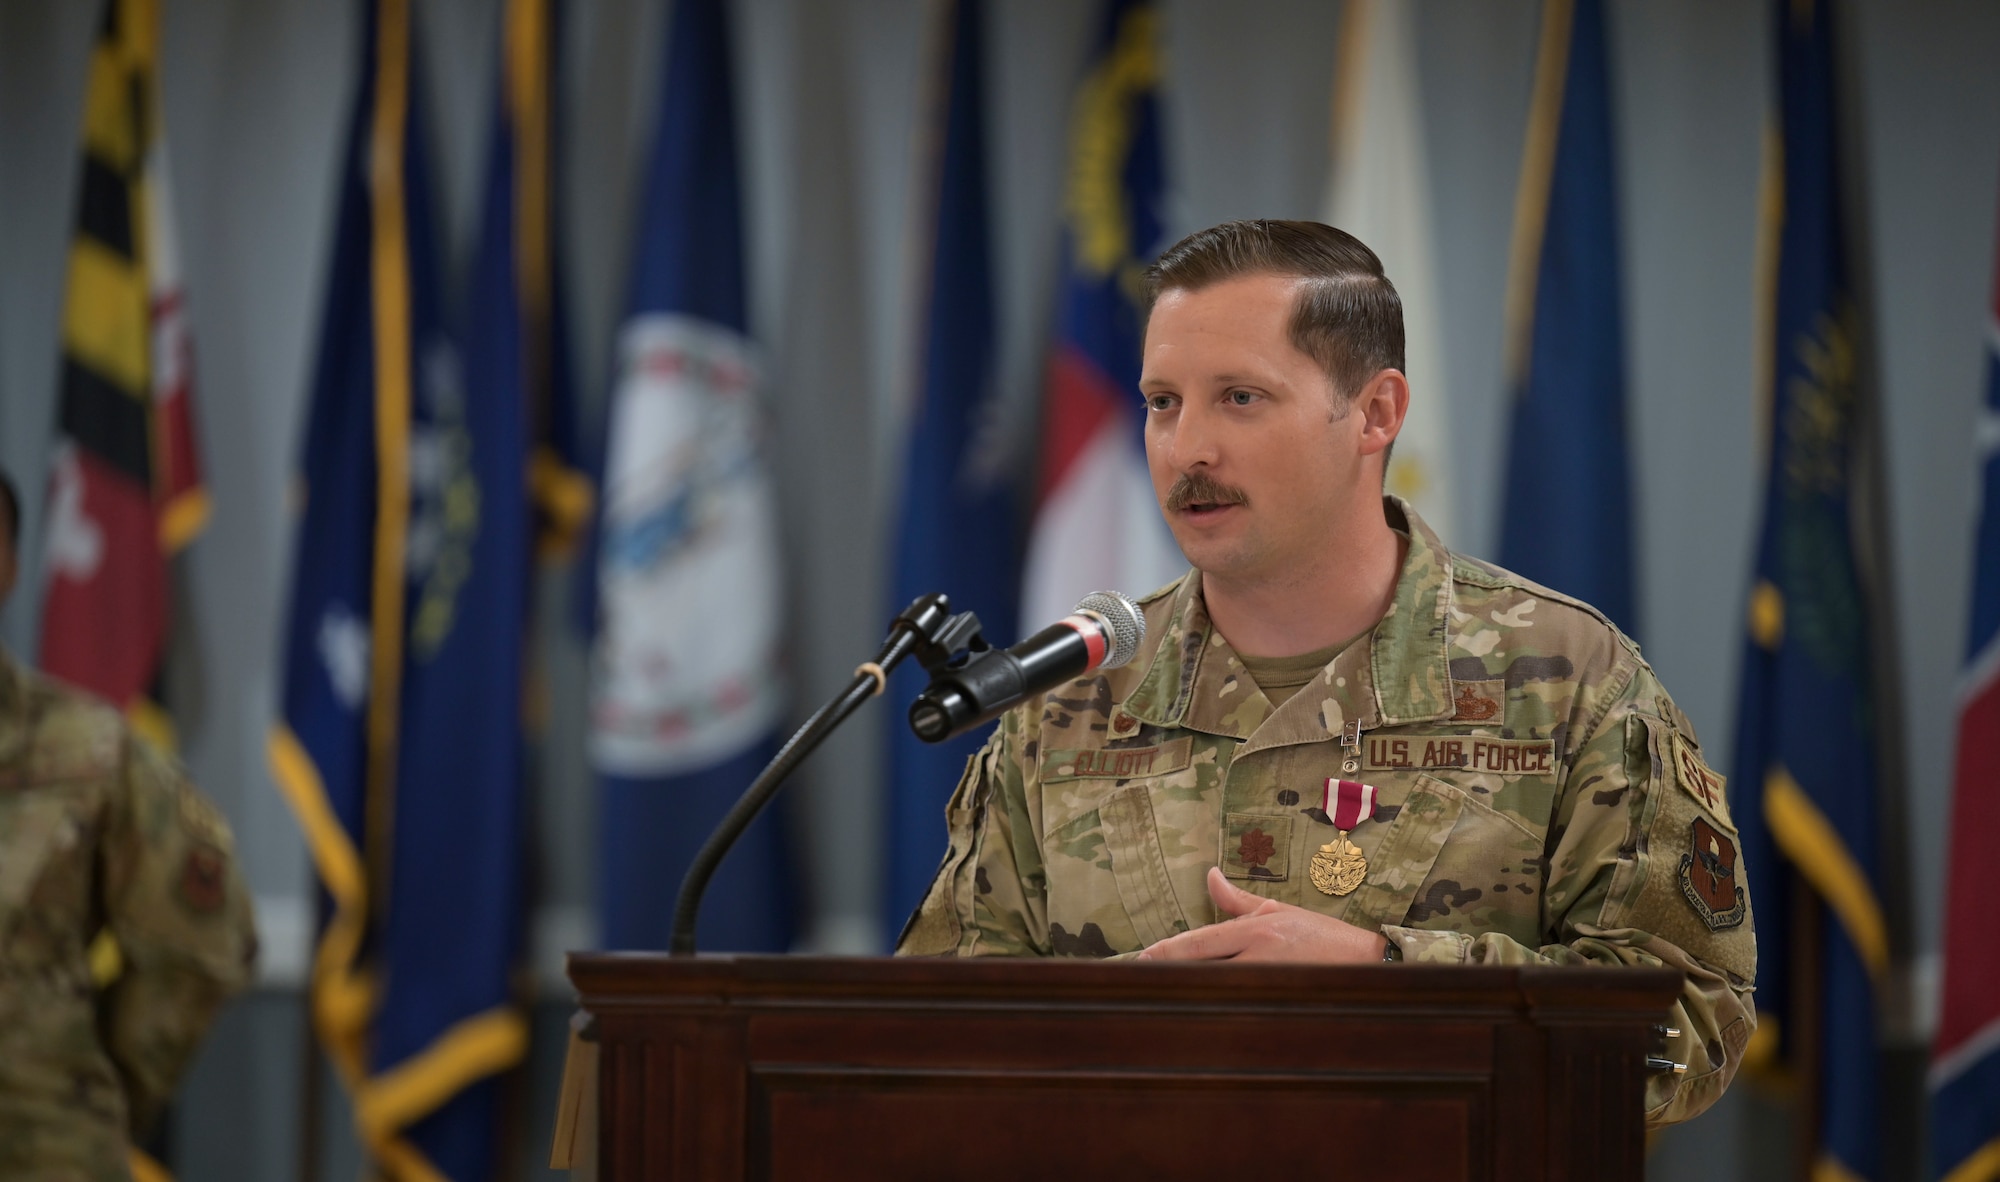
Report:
0,467,256,1180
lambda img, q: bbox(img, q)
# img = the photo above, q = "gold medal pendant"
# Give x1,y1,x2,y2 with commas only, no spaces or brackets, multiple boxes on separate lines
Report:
1310,831,1368,896
1312,776,1379,896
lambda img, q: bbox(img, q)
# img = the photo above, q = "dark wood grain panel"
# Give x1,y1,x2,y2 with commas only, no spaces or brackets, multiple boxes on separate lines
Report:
573,955,1681,1182
746,1011,1495,1074
754,1068,1479,1182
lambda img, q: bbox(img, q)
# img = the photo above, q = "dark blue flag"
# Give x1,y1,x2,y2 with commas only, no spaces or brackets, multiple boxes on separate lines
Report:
1732,3,1890,1178
1497,0,1635,634
883,0,1019,943
587,0,792,953
270,0,546,1175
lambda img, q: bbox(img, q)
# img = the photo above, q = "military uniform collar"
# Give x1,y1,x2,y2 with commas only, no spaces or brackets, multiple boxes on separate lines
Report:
1115,497,1458,745
1369,497,1457,726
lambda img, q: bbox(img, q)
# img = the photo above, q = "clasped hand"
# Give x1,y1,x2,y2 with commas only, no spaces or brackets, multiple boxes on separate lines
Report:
1135,866,1390,963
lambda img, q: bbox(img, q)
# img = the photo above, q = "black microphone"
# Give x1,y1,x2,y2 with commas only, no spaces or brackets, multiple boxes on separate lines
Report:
908,591,1145,743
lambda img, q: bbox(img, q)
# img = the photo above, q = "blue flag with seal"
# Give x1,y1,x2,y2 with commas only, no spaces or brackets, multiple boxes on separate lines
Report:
882,0,1019,945
1731,2,1891,1177
269,0,552,1175
588,0,792,953
1497,0,1636,635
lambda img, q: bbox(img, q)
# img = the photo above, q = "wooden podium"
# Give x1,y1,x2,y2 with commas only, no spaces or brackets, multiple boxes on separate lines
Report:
564,954,1681,1181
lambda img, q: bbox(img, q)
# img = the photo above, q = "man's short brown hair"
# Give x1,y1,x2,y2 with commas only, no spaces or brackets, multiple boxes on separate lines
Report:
1142,219,1405,404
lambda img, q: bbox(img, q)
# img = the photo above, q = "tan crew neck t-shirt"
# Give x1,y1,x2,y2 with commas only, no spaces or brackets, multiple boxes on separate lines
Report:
1236,635,1362,709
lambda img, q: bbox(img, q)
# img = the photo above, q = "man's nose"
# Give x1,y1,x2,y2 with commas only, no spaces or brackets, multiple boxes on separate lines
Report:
1162,400,1221,470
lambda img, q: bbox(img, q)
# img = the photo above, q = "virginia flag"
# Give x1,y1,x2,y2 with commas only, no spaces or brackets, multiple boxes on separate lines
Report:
588,0,791,953
1019,0,1183,632
40,0,207,751
882,0,1020,941
270,0,544,1175
1731,2,1892,1177
1929,195,2000,1182
1496,0,1635,634
1324,0,1454,546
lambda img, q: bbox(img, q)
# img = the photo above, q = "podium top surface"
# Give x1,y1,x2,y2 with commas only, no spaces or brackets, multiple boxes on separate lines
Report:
567,952,1682,1018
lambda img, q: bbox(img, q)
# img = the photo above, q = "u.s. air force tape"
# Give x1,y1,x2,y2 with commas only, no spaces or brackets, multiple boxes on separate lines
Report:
1359,735,1555,775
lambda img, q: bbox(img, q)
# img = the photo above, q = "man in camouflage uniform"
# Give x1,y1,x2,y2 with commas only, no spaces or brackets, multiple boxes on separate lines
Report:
0,470,257,1178
898,221,1755,1127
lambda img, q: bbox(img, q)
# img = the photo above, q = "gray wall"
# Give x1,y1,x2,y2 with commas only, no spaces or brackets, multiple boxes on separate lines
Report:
2,0,1995,1177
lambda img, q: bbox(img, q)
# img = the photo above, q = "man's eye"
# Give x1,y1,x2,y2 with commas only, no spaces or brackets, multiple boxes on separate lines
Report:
1145,393,1177,412
1226,389,1258,406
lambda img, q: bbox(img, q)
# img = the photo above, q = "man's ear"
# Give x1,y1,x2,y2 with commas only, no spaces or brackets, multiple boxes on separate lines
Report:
1354,368,1409,457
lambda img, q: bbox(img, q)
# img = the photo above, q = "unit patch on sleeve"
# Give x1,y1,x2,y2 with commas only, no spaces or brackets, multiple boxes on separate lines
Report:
1678,817,1747,931
177,844,229,914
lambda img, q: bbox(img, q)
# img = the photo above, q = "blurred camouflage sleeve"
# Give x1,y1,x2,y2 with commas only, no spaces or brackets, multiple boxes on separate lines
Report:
1385,665,1757,1128
95,735,257,1134
896,707,1050,957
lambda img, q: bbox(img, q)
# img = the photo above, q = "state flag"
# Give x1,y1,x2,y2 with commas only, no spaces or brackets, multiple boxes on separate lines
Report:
587,0,793,954
1496,0,1636,634
40,0,208,752
1019,0,1183,634
1324,0,1454,545
881,0,1022,942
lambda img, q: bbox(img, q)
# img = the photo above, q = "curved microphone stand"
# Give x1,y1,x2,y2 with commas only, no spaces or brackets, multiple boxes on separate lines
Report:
668,593,985,955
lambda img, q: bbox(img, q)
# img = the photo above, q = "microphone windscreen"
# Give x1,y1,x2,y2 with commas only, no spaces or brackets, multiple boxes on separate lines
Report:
1074,590,1145,669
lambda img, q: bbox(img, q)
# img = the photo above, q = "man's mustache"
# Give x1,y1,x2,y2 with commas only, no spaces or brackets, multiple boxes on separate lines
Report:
1164,470,1249,511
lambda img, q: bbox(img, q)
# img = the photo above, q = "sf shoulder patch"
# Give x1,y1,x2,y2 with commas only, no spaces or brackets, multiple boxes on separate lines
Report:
1670,731,1733,831
1678,816,1747,931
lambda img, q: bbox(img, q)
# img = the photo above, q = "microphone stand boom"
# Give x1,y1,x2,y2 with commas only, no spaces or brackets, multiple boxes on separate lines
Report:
668,593,985,955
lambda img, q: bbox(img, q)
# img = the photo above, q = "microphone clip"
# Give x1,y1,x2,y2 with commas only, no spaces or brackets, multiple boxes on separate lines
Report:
894,592,990,676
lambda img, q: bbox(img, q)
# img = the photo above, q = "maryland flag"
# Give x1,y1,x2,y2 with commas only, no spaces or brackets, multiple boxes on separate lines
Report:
270,0,576,1174
40,0,206,749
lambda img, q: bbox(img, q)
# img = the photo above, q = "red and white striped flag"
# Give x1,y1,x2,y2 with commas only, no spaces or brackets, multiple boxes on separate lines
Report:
1019,0,1184,631
1930,193,2000,1182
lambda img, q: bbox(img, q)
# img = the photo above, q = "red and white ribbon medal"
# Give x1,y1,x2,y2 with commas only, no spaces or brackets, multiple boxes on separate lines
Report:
1325,778,1377,831
1309,778,1378,897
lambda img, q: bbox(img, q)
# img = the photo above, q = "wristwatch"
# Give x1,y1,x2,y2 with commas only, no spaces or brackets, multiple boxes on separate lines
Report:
1381,937,1402,963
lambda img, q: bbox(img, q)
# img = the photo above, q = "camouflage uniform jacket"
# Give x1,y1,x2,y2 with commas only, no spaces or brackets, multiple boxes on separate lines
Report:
0,648,256,1179
898,498,1757,1127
